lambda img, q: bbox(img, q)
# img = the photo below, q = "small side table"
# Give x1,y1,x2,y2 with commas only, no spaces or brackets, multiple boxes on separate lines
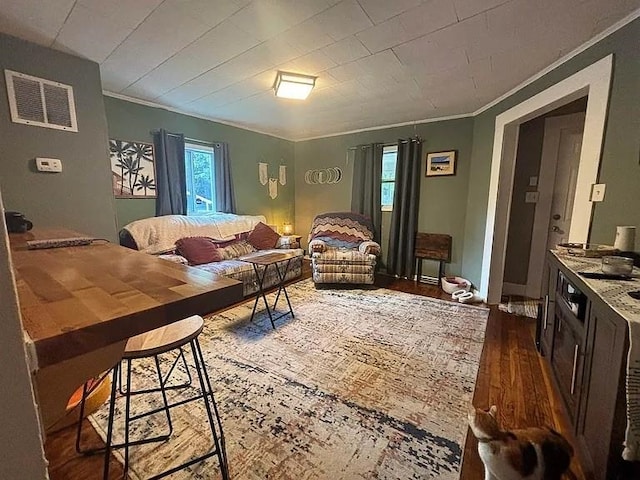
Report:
414,233,452,285
241,251,298,329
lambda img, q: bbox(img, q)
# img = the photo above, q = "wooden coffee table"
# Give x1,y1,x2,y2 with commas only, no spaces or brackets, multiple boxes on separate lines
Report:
241,251,299,329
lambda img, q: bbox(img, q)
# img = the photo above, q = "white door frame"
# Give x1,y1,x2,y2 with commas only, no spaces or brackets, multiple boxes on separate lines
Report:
525,113,586,298
480,55,613,304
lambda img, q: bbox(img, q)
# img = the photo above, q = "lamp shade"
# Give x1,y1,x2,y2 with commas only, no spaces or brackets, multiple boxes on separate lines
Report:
282,223,293,235
274,71,316,100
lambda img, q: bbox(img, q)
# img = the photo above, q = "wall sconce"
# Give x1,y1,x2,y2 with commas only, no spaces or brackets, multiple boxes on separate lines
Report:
282,223,293,235
273,71,316,100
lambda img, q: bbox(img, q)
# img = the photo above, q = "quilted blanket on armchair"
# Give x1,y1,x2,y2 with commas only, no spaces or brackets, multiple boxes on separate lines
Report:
308,212,375,249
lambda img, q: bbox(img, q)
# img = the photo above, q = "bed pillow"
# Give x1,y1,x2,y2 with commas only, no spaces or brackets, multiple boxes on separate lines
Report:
175,237,223,265
247,222,280,250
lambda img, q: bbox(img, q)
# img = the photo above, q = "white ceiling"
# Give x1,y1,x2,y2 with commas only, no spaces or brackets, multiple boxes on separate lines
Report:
1,0,639,140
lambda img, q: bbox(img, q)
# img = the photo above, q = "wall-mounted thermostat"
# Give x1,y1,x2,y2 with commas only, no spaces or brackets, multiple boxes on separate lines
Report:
35,157,62,173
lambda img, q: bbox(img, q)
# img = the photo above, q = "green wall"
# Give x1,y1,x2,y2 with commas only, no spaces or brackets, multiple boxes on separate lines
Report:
503,118,546,285
104,97,295,231
0,33,116,240
462,18,640,287
294,118,474,277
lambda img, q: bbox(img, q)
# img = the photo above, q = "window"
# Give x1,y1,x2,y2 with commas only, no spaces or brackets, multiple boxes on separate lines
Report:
185,143,216,215
381,145,398,211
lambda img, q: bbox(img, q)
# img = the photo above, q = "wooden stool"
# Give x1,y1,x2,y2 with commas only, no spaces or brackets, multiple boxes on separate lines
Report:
76,315,229,480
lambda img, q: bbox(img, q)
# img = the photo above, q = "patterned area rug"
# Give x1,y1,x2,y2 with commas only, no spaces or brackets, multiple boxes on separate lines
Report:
89,279,489,479
498,296,540,319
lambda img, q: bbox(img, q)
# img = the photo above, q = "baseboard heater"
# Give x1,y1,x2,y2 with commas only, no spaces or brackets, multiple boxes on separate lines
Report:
418,275,439,285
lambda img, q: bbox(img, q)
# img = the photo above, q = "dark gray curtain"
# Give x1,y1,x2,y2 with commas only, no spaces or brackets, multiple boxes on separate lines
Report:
350,143,383,242
213,142,236,213
387,138,422,278
153,129,186,216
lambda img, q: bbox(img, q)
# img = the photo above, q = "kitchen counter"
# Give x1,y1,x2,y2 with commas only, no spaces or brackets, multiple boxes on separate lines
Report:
551,252,640,325
547,251,640,477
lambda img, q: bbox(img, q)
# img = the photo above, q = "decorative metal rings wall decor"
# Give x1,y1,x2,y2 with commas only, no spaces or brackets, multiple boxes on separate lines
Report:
304,167,343,185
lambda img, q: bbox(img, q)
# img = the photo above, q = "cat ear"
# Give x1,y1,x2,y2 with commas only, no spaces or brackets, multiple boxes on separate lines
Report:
489,405,498,417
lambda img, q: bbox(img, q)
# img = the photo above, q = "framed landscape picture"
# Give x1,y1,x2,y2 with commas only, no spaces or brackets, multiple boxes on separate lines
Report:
109,139,156,198
425,150,457,177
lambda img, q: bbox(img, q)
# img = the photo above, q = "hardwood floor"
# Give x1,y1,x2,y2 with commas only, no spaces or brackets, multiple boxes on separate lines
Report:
44,272,586,480
378,275,586,480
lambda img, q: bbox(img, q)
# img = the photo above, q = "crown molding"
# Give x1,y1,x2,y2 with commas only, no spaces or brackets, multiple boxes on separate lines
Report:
293,113,474,142
102,91,296,142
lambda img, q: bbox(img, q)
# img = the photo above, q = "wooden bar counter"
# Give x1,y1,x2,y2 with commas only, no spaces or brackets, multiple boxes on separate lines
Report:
10,228,243,430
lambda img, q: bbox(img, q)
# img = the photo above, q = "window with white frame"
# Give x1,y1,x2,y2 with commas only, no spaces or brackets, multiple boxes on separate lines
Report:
185,142,216,215
381,145,398,211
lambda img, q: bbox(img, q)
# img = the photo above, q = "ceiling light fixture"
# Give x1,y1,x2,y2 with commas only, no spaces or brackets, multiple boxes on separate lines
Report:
273,71,316,100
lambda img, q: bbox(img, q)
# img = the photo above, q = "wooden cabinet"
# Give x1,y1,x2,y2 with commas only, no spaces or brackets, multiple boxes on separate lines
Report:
544,254,630,479
577,301,628,477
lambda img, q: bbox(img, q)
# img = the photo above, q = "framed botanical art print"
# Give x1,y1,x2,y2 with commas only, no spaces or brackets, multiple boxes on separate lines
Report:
425,150,457,177
109,139,156,198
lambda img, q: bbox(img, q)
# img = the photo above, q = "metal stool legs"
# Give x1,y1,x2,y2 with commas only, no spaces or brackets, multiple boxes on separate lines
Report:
119,347,192,396
76,356,173,457
92,337,228,480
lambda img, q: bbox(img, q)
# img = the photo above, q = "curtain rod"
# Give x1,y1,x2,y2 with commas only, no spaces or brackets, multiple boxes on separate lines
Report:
346,139,419,151
149,130,211,145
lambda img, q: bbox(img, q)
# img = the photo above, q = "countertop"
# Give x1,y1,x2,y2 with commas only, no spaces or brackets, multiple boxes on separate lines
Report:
551,251,640,325
10,228,244,368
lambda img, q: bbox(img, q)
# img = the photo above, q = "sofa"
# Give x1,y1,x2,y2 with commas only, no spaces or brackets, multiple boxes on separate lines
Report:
308,212,380,285
119,214,304,297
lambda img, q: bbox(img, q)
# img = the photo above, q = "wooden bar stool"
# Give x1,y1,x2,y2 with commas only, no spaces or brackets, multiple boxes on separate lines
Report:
76,315,229,480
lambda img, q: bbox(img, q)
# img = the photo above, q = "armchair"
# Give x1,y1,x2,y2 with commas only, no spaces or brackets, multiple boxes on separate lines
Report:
308,212,380,285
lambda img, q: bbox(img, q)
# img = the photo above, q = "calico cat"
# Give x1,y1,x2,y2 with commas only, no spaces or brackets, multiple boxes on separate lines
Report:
468,405,575,480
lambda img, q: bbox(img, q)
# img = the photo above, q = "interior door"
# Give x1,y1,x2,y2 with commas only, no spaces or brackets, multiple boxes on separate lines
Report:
546,126,584,250
526,113,585,298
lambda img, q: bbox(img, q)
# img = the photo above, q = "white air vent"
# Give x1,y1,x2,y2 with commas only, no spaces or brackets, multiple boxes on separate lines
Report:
5,70,78,132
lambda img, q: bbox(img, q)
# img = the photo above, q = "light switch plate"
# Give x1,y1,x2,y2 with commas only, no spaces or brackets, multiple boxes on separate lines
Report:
591,183,606,202
35,157,62,173
525,191,539,203
529,176,538,187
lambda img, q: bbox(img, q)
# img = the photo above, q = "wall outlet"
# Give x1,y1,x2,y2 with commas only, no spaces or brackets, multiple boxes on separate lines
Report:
529,176,538,187
591,183,606,202
35,157,62,173
525,191,539,203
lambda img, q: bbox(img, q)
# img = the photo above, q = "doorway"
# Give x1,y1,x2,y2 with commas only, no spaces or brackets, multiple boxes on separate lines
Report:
526,112,586,298
502,106,587,299
480,55,613,304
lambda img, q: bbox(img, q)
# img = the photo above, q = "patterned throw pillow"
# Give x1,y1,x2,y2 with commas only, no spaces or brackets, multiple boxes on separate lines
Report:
247,222,281,250
217,240,256,259
175,237,223,265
